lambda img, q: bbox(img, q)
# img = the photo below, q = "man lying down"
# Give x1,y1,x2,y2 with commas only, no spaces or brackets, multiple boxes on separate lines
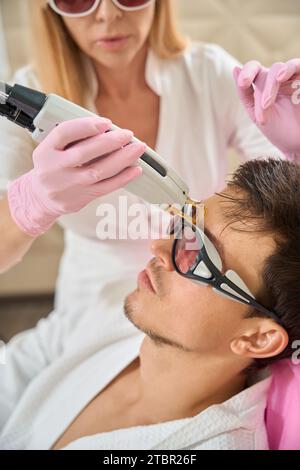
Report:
0,158,299,450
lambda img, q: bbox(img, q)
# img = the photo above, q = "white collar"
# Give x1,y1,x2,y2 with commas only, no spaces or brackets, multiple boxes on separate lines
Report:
150,374,272,450
60,372,272,451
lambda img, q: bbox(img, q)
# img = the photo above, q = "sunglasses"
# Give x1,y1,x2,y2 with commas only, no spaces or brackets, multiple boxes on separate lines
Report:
48,0,154,17
168,207,285,327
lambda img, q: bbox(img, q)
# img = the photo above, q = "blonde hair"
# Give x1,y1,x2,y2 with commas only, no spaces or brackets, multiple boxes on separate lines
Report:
30,0,189,107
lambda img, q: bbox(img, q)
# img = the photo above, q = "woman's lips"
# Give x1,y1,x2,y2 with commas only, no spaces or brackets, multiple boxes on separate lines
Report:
94,35,131,50
137,269,156,293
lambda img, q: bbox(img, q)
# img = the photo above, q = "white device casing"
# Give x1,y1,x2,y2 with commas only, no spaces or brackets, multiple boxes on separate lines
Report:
32,94,189,207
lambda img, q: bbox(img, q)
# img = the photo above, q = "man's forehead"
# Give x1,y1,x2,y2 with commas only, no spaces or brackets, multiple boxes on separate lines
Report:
203,188,253,231
203,191,233,225
203,191,276,276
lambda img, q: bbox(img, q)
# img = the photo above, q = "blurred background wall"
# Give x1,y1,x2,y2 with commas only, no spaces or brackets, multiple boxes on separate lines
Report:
0,0,300,337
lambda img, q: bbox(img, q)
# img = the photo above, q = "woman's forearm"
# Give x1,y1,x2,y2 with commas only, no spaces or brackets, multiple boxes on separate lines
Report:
0,195,36,273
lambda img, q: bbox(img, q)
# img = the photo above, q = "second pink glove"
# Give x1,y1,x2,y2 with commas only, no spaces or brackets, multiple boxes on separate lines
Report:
233,59,300,161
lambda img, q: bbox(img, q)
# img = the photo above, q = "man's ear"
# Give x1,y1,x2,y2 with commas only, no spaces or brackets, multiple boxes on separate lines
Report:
230,319,289,360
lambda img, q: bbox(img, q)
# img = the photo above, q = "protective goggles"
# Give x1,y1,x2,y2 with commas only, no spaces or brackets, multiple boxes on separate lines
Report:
48,0,154,17
168,209,284,327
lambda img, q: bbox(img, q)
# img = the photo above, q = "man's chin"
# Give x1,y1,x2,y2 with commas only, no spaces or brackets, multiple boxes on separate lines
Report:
123,285,146,310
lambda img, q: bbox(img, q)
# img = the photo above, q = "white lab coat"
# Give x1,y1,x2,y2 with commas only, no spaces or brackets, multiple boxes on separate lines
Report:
0,42,282,322
0,287,271,450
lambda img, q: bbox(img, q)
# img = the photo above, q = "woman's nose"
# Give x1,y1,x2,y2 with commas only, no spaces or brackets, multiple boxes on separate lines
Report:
150,238,175,272
95,0,122,22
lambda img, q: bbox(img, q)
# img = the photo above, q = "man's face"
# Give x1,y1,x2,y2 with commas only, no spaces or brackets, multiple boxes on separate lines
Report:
124,188,277,355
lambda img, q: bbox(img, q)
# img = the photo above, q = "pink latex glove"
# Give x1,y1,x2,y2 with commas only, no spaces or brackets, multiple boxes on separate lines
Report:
265,360,300,450
233,59,300,161
8,117,146,237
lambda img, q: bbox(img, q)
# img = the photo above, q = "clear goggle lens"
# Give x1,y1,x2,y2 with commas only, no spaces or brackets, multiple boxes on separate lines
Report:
169,216,222,275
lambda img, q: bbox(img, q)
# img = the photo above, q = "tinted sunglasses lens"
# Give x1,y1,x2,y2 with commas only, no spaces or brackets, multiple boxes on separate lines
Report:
118,0,151,7
174,225,202,274
174,222,223,276
53,0,96,14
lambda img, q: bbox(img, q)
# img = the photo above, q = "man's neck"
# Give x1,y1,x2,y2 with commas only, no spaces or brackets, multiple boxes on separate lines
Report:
130,337,249,423
93,44,149,101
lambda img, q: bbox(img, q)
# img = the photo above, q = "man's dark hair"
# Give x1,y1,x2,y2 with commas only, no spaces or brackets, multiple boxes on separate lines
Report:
219,157,300,369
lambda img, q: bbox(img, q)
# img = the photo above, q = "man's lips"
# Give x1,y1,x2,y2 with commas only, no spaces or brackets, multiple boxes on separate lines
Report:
146,267,157,292
137,268,156,293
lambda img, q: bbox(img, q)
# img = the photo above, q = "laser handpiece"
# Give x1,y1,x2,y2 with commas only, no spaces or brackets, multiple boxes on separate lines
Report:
0,81,192,210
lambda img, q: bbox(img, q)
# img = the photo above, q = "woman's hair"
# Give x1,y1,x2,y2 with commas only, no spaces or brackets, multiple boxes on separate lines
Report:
29,0,189,107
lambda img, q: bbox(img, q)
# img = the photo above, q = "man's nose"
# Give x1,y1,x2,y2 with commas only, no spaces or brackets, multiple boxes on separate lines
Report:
95,0,122,22
150,238,175,272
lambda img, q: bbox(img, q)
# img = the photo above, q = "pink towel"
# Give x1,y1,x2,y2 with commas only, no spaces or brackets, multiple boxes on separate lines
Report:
265,359,300,450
